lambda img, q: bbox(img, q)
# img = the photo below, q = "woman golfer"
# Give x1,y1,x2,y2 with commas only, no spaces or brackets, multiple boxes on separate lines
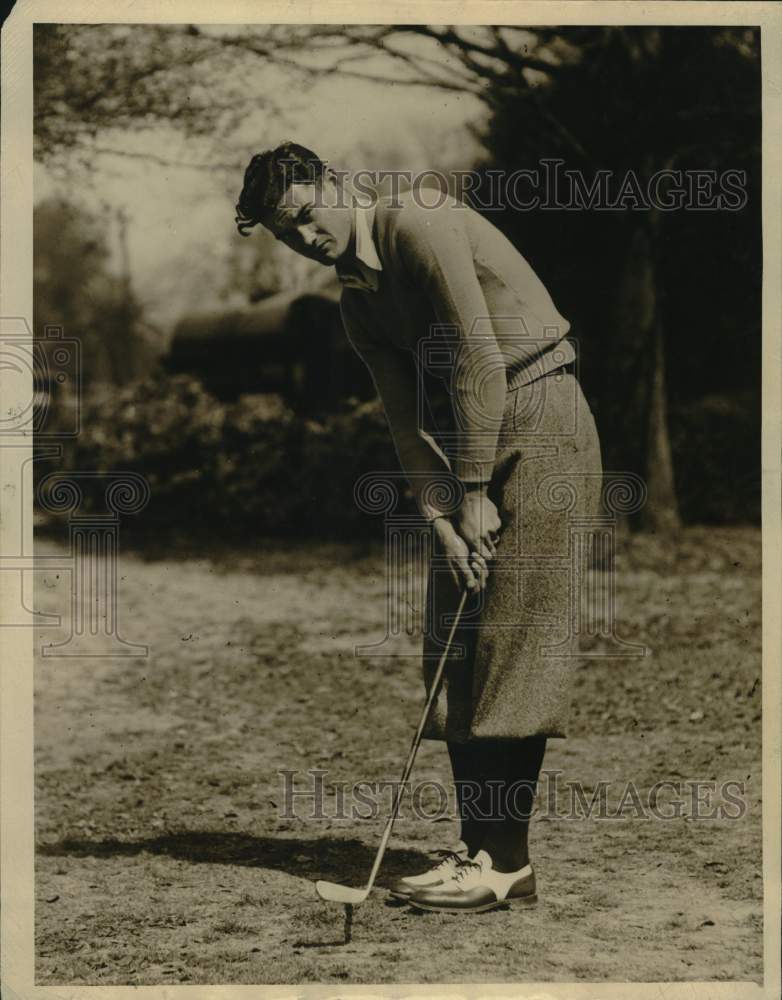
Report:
235,142,603,913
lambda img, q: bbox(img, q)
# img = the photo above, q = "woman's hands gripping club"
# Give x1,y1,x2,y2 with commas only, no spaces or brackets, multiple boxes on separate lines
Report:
433,488,501,593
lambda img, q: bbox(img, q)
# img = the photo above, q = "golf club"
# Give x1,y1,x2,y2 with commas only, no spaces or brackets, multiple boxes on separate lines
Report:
315,587,469,906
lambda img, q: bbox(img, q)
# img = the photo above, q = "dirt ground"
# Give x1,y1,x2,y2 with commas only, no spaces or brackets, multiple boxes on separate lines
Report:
34,525,763,985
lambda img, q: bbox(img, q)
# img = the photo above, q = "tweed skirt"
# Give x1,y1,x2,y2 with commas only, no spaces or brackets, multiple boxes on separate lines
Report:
421,369,603,742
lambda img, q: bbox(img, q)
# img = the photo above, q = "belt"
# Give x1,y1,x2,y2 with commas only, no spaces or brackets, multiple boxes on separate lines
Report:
505,337,577,391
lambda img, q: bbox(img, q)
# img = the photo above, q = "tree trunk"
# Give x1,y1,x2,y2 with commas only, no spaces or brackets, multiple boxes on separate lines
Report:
611,220,681,534
641,210,681,534
642,311,681,532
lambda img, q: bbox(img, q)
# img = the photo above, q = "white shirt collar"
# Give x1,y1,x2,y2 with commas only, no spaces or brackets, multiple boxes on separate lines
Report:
337,201,382,291
354,201,382,272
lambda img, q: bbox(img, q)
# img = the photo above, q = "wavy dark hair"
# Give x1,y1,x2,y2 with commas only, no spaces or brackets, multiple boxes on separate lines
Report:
234,141,327,237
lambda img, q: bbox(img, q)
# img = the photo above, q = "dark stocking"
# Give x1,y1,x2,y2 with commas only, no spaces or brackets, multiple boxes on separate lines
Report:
448,737,547,872
447,741,486,856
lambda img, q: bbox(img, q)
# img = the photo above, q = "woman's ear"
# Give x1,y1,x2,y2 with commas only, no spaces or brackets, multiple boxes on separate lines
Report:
320,167,344,207
326,166,344,192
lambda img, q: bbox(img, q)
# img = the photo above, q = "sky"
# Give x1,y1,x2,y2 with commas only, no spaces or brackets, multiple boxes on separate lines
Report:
35,48,488,331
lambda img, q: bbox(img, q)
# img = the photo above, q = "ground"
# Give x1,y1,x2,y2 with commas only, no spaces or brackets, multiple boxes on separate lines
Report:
34,526,762,985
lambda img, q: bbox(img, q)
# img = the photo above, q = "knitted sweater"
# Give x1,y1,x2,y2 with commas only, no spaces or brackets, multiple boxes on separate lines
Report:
337,190,575,519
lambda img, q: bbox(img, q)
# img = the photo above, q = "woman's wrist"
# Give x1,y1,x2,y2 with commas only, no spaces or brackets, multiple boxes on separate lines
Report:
432,514,456,538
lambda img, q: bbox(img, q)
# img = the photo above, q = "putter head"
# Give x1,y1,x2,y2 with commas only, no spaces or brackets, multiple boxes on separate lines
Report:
315,880,369,905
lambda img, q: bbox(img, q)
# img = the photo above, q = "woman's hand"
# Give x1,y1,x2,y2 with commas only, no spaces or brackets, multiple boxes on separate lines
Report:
454,488,502,562
433,517,488,593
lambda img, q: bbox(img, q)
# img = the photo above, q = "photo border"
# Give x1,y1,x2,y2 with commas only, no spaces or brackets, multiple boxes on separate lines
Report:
2,2,780,998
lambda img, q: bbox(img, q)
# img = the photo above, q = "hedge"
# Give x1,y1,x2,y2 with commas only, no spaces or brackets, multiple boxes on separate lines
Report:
37,371,760,539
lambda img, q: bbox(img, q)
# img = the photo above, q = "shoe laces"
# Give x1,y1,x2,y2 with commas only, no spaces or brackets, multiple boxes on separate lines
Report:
430,849,465,873
453,857,483,884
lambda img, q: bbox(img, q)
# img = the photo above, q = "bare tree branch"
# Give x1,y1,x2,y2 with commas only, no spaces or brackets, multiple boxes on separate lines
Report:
91,146,240,172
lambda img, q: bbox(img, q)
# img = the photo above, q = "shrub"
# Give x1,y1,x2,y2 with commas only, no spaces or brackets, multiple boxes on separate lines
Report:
670,392,760,524
44,371,403,539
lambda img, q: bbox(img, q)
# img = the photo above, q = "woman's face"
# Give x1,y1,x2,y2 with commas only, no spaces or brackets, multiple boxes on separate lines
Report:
264,174,353,265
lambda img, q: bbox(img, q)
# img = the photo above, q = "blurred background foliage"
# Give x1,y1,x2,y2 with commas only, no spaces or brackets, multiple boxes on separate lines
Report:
32,24,761,538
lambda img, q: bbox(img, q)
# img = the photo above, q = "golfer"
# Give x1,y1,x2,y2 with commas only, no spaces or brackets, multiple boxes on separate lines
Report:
235,142,602,913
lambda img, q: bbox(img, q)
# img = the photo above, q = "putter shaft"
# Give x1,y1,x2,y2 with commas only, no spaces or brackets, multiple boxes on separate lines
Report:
316,588,468,903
